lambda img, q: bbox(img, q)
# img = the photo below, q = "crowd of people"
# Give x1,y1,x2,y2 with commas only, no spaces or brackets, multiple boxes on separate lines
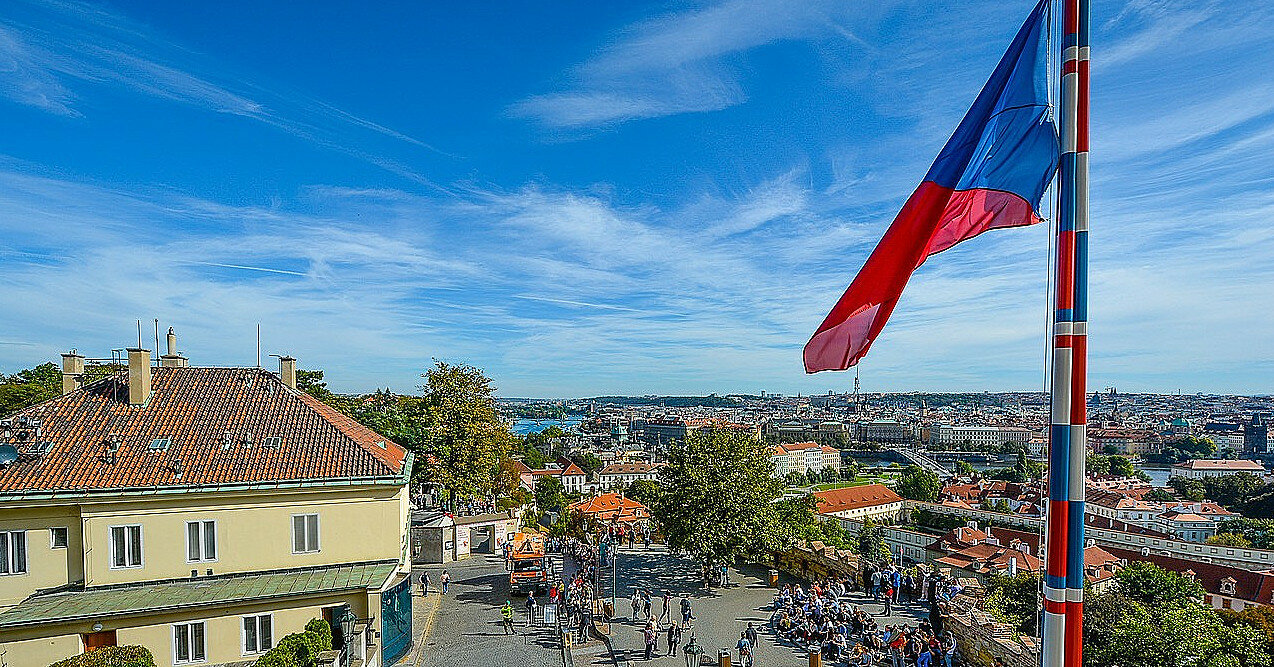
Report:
629,588,700,662
769,566,963,667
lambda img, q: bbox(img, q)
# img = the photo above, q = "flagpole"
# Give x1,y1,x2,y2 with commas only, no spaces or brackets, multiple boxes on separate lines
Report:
1043,0,1088,665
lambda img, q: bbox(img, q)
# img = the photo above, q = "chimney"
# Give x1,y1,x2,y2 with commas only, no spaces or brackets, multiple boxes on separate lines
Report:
60,351,85,395
279,356,297,390
126,348,152,406
159,327,188,368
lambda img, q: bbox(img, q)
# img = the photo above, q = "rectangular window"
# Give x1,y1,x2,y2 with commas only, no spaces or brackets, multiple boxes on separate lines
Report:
50,527,68,549
242,614,273,654
0,531,27,575
110,525,143,569
292,514,319,553
173,622,206,664
186,521,217,562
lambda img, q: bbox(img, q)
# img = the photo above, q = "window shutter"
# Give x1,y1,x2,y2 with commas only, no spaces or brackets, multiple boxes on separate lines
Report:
204,521,216,560
306,515,320,552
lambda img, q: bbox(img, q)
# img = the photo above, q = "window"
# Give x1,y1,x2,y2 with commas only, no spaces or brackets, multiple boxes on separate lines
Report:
242,614,273,655
292,514,319,553
110,525,143,569
50,527,68,549
173,622,205,664
0,531,27,575
148,438,171,451
186,521,217,562
262,437,282,448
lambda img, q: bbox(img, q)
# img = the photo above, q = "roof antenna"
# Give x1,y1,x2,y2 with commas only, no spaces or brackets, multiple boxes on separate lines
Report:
256,324,261,368
137,319,143,348
153,319,160,366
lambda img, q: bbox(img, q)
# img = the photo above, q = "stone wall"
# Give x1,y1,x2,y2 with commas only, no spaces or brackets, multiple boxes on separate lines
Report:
942,586,1039,667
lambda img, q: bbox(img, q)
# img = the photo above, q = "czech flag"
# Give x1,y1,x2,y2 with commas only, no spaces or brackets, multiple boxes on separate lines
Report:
804,0,1059,373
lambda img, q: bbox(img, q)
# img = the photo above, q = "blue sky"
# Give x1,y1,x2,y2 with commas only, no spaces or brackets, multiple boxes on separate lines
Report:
0,0,1271,397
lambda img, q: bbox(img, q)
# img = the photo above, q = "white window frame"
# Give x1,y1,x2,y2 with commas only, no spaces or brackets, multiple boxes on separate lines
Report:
185,520,218,563
291,513,320,554
109,524,144,569
173,620,206,664
0,530,27,576
50,526,68,549
241,613,274,656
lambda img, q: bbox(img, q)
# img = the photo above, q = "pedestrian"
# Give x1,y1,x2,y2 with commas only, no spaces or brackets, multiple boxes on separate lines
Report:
643,591,653,621
666,621,679,656
580,603,593,642
644,622,658,660
736,631,753,667
871,569,882,599
632,589,642,620
745,622,758,653
440,570,451,595
526,592,538,627
660,591,673,623
420,571,430,596
501,600,515,635
680,596,694,625
883,584,894,616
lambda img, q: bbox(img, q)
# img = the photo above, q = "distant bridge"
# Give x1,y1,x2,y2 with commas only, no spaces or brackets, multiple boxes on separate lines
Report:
887,447,953,478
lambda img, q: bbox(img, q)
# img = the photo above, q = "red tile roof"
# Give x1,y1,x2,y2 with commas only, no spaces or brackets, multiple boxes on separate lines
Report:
0,367,408,496
814,484,903,513
568,492,650,522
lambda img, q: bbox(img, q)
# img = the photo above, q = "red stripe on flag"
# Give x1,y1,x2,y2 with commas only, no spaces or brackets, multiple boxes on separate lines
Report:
1045,599,1067,615
1048,502,1069,577
1063,60,1079,75
1065,602,1084,667
1071,336,1087,424
1056,233,1075,310
1077,61,1090,152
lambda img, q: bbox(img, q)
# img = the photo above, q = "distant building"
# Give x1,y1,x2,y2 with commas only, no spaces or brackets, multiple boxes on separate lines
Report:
857,420,914,444
0,341,413,667
770,441,841,477
1170,459,1266,480
1246,414,1269,454
814,484,904,521
930,425,1032,449
598,462,659,488
568,493,650,525
1088,428,1158,456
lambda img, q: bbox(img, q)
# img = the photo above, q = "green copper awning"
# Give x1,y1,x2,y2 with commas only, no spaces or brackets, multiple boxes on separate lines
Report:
0,561,399,628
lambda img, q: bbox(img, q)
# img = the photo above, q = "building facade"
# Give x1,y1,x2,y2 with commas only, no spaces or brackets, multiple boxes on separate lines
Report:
0,346,414,667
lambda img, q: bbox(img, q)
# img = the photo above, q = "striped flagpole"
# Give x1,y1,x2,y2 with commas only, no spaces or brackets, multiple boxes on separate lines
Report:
1064,0,1090,664
1043,0,1088,666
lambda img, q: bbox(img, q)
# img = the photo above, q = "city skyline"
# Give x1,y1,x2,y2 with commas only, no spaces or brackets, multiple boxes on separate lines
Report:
1,0,1271,397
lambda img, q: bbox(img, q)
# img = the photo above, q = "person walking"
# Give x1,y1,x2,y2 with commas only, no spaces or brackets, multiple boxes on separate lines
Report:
659,591,673,624
745,622,758,653
644,622,658,660
680,596,694,625
420,571,430,596
736,631,753,667
501,601,515,635
632,589,642,621
440,570,451,595
526,592,538,627
667,622,682,656
883,583,894,616
643,591,653,621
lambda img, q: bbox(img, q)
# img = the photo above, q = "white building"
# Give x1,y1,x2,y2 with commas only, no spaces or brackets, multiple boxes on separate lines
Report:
930,425,1033,448
771,441,841,477
1170,459,1266,480
598,462,660,488
814,484,905,522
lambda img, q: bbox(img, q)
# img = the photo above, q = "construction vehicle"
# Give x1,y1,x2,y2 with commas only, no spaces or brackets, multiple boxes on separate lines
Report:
508,531,549,595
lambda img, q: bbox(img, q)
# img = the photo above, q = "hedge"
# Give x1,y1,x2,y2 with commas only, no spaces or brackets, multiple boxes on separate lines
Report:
49,645,156,667
253,618,334,667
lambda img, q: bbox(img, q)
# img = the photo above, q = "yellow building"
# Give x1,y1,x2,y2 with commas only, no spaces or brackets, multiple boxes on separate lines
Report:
0,340,414,667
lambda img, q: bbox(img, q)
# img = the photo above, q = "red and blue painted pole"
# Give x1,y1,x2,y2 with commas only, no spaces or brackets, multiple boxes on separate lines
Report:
1043,0,1088,666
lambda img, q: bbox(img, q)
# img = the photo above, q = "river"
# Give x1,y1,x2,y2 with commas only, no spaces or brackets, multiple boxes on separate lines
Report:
511,416,584,436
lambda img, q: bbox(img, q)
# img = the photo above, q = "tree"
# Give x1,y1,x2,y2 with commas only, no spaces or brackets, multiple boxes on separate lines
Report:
1207,533,1253,547
856,517,889,559
896,465,941,502
1115,561,1204,607
570,452,603,478
0,362,60,418
1220,605,1274,664
1216,518,1274,549
785,470,808,488
1205,473,1265,510
955,460,977,477
985,571,1041,635
534,475,566,511
1169,476,1206,502
1144,488,1176,503
626,479,662,507
416,361,513,504
653,429,785,579
839,461,860,481
819,467,839,484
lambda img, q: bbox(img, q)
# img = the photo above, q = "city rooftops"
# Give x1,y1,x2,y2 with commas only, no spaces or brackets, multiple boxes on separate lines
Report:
813,483,903,513
1171,459,1265,471
0,366,409,499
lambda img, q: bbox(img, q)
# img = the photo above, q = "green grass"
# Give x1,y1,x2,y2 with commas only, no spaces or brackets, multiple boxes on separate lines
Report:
809,477,892,491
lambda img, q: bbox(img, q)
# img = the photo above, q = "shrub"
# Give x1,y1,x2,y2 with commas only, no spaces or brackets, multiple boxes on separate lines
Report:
49,645,156,667
254,618,334,667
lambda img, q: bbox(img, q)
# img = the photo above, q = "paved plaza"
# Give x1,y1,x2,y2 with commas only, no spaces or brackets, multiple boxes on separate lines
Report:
603,545,927,666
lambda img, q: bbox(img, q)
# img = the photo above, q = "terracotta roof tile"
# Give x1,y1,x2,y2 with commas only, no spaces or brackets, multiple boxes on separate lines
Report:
814,484,903,513
0,367,407,495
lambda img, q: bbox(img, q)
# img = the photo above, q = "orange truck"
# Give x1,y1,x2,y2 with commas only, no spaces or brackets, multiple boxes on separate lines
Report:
508,531,549,595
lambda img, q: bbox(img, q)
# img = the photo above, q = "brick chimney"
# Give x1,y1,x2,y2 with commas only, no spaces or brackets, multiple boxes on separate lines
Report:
279,356,297,390
159,327,188,368
126,348,152,406
60,351,84,395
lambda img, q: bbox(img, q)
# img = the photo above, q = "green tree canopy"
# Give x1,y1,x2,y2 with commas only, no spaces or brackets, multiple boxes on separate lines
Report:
896,465,941,502
625,479,662,507
534,475,566,511
417,361,514,503
0,362,60,418
653,428,784,576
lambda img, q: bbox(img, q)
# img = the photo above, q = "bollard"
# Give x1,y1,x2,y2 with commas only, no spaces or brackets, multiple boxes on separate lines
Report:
808,647,822,667
718,648,731,667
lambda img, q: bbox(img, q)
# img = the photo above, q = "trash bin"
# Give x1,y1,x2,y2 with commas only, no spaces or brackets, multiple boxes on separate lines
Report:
808,647,822,667
603,600,614,619
718,648,732,667
768,569,779,587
